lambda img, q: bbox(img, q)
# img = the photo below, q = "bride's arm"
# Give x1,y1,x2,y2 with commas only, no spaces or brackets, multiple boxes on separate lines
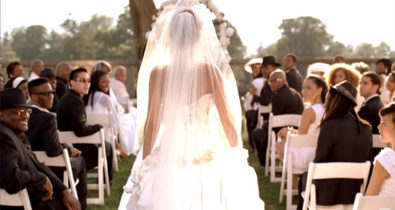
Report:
143,68,162,159
209,66,239,147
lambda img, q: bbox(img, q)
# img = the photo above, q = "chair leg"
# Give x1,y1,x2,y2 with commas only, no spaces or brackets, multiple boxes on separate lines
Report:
265,131,271,176
112,138,119,172
102,144,111,196
286,158,293,210
279,148,288,203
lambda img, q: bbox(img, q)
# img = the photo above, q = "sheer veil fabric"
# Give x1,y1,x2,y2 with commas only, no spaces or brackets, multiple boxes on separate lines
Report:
126,0,264,209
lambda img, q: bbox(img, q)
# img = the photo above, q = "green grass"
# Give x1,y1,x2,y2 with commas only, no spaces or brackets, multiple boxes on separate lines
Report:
86,144,286,209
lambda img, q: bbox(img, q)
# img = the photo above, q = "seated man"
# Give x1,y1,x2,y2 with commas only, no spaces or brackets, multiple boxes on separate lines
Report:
57,68,113,181
55,62,72,100
40,68,60,112
27,78,87,210
0,88,80,210
252,70,304,165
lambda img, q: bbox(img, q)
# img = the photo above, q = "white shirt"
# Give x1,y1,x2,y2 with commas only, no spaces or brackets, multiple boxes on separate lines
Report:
28,72,39,81
110,77,129,98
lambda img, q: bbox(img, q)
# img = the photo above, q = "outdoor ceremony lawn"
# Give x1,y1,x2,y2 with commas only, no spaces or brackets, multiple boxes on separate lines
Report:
86,141,286,210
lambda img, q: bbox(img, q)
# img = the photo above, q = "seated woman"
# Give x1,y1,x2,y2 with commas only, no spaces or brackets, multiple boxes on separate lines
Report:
276,75,327,188
243,58,264,152
4,76,29,101
297,81,372,210
85,70,137,157
365,102,395,196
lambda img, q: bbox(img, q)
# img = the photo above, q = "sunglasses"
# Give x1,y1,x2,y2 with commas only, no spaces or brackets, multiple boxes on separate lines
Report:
74,78,91,84
10,108,32,117
31,90,55,97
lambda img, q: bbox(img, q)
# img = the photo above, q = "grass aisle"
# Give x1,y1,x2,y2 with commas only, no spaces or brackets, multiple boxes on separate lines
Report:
87,145,285,209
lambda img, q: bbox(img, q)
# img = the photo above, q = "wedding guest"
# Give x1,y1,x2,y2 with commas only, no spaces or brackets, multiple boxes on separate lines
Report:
243,58,264,152
306,62,330,80
85,70,137,156
110,65,130,99
386,72,395,103
283,53,303,93
57,68,113,181
358,71,383,134
251,70,304,165
4,76,29,101
0,73,5,91
326,63,363,110
6,61,23,78
91,60,112,74
0,88,80,210
28,59,44,81
55,62,72,100
351,61,370,74
376,58,392,104
297,81,372,210
27,78,87,209
332,55,345,64
40,68,59,112
277,75,327,167
365,102,395,196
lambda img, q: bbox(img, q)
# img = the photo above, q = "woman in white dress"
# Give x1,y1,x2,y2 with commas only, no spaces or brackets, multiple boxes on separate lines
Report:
121,1,264,210
276,75,327,188
365,102,395,196
85,70,137,157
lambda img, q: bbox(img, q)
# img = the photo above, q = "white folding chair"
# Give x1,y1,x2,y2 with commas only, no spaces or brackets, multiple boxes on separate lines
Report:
265,113,302,183
0,188,32,210
257,104,272,129
87,113,119,172
352,192,395,210
58,129,110,205
302,161,371,210
279,133,318,210
34,148,78,199
372,134,388,149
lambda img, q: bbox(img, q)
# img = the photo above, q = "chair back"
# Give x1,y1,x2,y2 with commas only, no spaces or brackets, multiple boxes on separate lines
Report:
0,188,32,210
302,161,371,210
352,193,395,210
257,104,272,128
58,129,104,145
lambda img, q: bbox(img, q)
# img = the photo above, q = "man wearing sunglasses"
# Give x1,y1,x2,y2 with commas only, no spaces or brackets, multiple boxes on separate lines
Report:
27,78,88,210
57,68,113,182
0,88,80,210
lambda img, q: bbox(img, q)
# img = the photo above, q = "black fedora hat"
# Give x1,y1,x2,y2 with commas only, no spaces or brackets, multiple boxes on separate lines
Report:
330,81,357,106
261,56,281,67
0,88,32,110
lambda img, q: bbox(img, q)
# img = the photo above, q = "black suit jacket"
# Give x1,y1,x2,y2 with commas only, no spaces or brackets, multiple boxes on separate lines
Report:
57,89,101,136
27,105,71,157
0,122,67,204
286,68,303,93
56,77,69,100
314,114,372,205
253,82,272,106
271,85,304,115
358,96,383,134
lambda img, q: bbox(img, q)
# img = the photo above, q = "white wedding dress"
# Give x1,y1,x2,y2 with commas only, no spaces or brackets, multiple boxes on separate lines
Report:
120,94,264,210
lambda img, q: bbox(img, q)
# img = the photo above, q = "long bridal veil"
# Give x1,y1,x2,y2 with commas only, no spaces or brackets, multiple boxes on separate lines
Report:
126,0,255,209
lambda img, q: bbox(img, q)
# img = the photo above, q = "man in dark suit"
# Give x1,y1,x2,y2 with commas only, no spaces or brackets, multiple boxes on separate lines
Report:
40,68,60,112
0,88,80,210
27,78,87,210
55,62,72,100
283,53,303,93
57,68,113,181
252,69,304,165
358,71,383,134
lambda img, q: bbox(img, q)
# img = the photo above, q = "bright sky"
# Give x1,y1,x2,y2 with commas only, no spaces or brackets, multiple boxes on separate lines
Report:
1,0,394,56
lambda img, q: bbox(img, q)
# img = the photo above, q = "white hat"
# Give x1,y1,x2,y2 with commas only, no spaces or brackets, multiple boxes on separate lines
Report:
307,62,330,74
244,58,263,73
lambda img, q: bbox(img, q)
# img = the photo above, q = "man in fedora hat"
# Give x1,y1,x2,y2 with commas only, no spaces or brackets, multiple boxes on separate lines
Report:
0,88,80,210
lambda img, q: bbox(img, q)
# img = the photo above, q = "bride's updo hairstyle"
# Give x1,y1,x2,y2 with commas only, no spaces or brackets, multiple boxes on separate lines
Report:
169,8,202,49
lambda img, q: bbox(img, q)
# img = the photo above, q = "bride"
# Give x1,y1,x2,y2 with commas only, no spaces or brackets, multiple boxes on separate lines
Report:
120,0,264,209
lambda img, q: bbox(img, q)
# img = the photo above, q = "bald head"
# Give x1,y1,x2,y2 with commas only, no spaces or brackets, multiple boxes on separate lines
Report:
268,69,286,92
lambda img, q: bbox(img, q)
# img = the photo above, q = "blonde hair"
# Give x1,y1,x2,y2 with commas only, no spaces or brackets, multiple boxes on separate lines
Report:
91,61,112,73
326,63,361,87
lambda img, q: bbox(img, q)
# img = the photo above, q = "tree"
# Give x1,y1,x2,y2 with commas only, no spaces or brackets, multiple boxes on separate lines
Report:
326,41,347,57
129,0,157,64
276,16,333,58
375,42,391,57
11,25,47,60
1,32,19,64
353,43,375,58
